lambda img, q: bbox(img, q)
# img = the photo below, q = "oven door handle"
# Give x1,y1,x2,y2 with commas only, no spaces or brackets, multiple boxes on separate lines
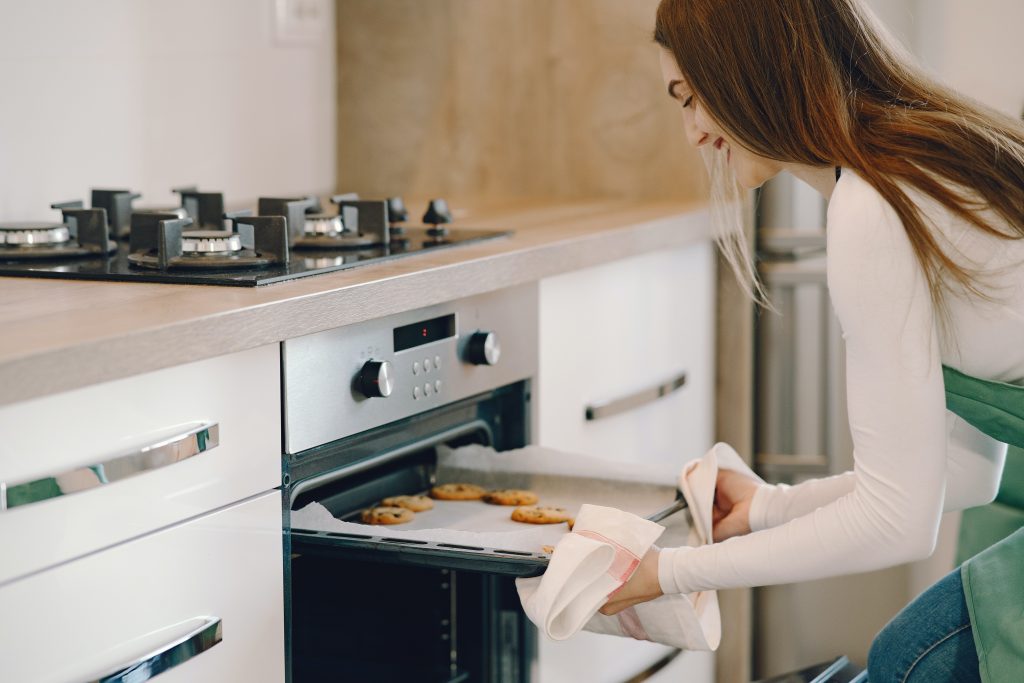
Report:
1,421,220,511
86,616,223,683
585,372,687,422
289,419,494,506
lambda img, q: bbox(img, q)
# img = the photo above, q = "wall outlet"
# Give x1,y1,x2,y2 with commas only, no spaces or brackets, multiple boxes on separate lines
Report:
274,0,328,46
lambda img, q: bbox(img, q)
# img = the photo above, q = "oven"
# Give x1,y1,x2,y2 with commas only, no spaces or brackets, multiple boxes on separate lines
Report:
281,283,540,683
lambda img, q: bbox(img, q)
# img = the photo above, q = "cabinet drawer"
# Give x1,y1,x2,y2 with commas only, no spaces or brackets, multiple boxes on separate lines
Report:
0,491,284,683
0,344,280,584
537,243,715,468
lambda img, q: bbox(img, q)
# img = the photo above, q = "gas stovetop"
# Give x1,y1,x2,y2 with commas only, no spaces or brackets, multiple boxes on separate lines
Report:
0,188,509,287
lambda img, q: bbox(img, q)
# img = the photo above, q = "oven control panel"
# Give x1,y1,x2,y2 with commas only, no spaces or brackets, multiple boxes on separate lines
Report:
281,283,537,453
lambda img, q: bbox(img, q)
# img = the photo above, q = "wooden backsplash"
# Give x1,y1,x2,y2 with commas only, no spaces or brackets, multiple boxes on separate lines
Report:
335,0,708,203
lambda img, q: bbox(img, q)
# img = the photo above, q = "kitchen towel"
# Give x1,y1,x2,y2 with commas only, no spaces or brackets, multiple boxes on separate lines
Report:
516,441,761,651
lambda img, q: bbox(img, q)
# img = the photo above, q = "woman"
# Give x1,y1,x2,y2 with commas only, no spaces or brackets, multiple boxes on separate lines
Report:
600,1,1024,681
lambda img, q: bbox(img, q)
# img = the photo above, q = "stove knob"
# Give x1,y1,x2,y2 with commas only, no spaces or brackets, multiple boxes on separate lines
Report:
423,199,452,238
387,197,409,223
465,331,501,366
357,360,394,398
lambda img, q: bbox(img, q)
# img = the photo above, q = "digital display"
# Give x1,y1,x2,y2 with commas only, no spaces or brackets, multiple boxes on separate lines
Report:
393,314,456,352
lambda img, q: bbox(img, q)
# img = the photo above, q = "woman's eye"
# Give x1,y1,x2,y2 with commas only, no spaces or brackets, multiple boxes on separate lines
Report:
682,95,693,108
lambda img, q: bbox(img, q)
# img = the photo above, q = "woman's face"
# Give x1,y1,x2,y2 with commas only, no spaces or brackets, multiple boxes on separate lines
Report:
659,49,782,188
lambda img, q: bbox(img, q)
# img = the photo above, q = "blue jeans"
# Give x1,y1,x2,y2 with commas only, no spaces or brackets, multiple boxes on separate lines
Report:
867,567,981,682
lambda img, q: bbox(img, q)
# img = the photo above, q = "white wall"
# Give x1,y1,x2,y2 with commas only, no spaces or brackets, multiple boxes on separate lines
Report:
0,0,335,221
865,0,1024,119
912,0,1024,119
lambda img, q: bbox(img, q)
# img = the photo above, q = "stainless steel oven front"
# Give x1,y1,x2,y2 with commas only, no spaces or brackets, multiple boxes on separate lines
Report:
281,283,539,683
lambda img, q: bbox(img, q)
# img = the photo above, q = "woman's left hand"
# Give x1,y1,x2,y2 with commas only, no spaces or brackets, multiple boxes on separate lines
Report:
598,548,663,616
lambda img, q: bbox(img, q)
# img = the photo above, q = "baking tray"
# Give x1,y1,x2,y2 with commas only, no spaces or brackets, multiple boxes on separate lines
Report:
290,445,691,577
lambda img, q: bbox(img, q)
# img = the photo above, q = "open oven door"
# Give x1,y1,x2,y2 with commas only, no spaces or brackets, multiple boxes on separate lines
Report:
284,383,537,683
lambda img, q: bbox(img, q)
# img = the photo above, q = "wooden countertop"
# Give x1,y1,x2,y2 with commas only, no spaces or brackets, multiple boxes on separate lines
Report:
0,199,710,406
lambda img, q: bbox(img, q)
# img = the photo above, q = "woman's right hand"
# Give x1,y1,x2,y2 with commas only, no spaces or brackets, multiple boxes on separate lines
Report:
712,469,761,542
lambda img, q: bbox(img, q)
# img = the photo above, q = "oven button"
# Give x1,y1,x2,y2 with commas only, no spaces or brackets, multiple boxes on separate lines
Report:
434,380,442,393
435,355,441,369
413,386,421,399
424,357,432,371
413,361,421,375
465,331,501,366
424,382,433,396
357,360,394,398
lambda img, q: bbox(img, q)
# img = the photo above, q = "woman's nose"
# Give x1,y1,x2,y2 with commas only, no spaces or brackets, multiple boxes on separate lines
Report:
686,103,713,148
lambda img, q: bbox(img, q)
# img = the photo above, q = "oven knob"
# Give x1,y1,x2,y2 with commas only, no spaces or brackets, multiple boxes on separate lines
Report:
465,331,501,366
357,360,394,398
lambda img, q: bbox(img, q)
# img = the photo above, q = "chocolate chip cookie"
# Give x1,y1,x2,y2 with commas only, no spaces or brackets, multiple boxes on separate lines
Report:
360,506,415,525
430,483,486,500
483,489,539,506
510,505,573,525
380,495,435,512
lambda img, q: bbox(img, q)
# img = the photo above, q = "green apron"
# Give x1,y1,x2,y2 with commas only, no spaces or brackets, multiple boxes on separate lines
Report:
942,365,1024,683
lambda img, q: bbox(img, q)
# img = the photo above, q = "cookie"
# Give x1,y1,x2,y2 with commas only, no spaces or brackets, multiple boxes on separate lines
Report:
360,506,414,525
510,505,573,525
541,545,555,554
483,489,539,506
430,483,486,500
381,495,435,512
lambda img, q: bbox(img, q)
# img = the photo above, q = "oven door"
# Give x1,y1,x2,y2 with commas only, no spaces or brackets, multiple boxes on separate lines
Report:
285,382,537,683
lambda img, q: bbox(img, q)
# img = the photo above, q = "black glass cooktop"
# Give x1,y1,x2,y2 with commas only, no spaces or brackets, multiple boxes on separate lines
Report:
0,227,509,287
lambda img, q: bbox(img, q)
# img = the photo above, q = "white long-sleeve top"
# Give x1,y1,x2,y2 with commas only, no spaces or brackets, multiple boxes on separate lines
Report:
659,169,1024,595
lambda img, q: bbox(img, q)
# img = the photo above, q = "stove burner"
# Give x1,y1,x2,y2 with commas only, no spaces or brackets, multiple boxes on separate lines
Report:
0,203,117,261
0,222,71,247
181,230,243,255
259,194,389,250
298,210,380,248
128,213,289,271
303,214,345,237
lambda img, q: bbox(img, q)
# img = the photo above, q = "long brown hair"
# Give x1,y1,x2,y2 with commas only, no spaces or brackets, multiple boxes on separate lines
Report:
654,0,1024,319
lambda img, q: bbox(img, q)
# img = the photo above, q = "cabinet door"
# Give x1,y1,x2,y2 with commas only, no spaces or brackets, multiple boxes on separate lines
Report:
0,344,280,584
537,242,715,469
0,491,284,683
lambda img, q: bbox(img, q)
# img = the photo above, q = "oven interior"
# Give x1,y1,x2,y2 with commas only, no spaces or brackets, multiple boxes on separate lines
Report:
285,382,536,683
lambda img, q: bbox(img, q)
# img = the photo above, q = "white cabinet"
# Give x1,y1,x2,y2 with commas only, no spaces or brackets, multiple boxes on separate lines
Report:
0,491,284,683
536,240,717,683
537,241,716,467
0,344,281,584
0,344,285,682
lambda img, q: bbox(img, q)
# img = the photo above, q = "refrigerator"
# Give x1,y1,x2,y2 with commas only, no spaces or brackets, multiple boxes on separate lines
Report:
751,174,912,677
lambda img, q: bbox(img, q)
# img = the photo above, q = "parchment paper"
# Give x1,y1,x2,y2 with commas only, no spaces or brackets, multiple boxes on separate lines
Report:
290,443,693,553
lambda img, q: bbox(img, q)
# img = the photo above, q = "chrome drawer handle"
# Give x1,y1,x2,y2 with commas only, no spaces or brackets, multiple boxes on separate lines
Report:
584,372,687,422
0,421,219,511
87,616,222,683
